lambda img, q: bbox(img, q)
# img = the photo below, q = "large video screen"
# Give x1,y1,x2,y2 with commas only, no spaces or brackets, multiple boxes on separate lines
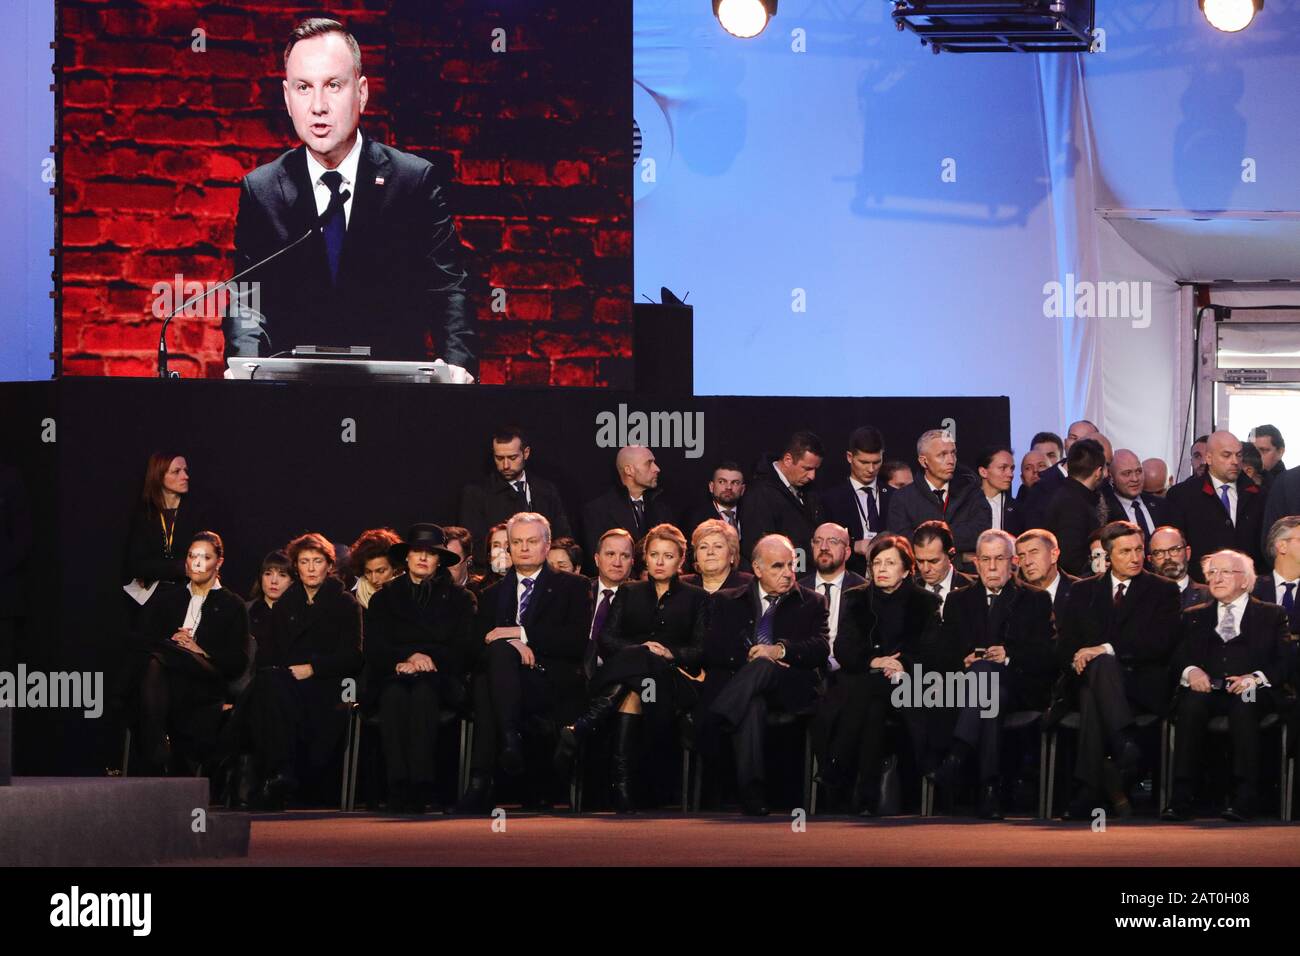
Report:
59,1,632,386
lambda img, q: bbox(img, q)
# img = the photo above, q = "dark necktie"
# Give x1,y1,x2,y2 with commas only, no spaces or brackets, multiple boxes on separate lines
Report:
722,508,738,528
517,576,536,622
755,594,779,645
862,486,880,532
319,170,350,285
1128,496,1151,539
934,487,947,514
1113,582,1126,609
1281,582,1296,615
931,583,943,597
632,498,646,532
586,588,614,679
513,480,528,507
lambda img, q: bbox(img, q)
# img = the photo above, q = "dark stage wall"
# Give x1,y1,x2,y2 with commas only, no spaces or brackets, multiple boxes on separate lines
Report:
1,379,1008,774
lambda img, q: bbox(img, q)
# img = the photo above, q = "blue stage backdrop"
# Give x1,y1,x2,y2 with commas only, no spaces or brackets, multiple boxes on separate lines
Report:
634,0,1300,458
0,0,54,381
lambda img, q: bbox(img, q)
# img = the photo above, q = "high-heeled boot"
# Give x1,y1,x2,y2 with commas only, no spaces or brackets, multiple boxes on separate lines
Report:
554,683,628,770
611,712,640,814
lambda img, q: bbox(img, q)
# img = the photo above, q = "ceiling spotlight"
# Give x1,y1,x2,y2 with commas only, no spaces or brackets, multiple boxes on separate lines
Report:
713,0,777,39
1200,0,1263,33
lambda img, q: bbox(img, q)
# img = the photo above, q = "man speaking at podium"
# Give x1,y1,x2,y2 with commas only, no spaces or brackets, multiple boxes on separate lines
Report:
223,18,478,382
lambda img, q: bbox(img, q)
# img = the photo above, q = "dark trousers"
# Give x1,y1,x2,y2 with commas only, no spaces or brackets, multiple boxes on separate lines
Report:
470,639,554,773
137,651,227,774
708,658,783,789
1073,653,1138,790
378,673,443,789
830,672,931,786
244,668,347,781
1172,688,1265,806
950,660,1013,782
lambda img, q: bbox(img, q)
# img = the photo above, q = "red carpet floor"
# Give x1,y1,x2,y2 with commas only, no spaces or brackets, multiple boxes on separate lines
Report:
192,812,1300,866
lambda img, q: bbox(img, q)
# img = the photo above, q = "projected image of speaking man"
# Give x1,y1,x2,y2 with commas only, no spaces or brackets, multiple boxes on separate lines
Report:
224,18,477,381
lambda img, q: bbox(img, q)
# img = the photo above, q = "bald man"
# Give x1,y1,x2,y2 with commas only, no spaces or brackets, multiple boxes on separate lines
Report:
1164,431,1265,580
1142,457,1170,497
1102,449,1166,545
702,534,829,815
581,445,676,564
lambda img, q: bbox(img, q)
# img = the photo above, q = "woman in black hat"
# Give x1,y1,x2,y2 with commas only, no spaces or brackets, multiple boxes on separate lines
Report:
364,523,478,813
554,523,708,812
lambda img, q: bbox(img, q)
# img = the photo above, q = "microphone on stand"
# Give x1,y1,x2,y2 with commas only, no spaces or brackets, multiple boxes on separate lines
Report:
157,226,318,378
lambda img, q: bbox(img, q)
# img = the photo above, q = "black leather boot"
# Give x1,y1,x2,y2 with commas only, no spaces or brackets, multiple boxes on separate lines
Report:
230,754,259,810
554,684,628,770
454,772,495,815
611,712,640,814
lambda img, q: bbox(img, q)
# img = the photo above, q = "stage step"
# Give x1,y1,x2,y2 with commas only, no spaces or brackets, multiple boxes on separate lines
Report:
0,777,249,866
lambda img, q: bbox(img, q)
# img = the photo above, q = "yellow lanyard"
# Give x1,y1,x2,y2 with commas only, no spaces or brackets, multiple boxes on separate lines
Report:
160,507,177,556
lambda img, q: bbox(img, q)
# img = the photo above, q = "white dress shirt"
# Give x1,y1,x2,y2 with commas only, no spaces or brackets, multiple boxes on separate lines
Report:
850,477,881,539
985,493,1004,531
813,570,846,670
928,566,957,612
1210,475,1238,526
1272,570,1299,604
1100,573,1135,656
514,568,542,642
304,130,363,226
1116,492,1153,531
1044,571,1061,603
182,580,221,634
510,471,532,508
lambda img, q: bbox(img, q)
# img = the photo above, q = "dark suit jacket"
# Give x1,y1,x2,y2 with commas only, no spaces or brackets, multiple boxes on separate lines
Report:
1180,579,1212,612
459,472,573,561
739,462,823,573
834,578,942,675
0,464,32,618
598,578,708,672
703,582,829,712
680,569,754,592
1057,570,1181,712
138,583,250,685
1045,479,1102,579
966,489,1025,541
885,474,982,553
1164,474,1265,578
1042,569,1078,619
821,478,892,574
1101,488,1166,543
581,485,676,562
1018,463,1066,531
363,570,478,682
265,577,364,681
685,498,743,540
475,565,592,695
1262,466,1300,560
122,496,215,588
223,135,477,374
937,578,1057,709
1173,597,1287,688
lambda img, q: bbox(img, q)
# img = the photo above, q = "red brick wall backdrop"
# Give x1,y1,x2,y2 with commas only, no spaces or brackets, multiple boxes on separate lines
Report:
58,0,633,386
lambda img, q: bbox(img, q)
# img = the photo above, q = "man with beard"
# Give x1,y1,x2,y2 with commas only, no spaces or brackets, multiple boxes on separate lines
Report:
1148,526,1211,610
582,445,676,561
459,425,573,563
798,522,867,673
685,461,747,543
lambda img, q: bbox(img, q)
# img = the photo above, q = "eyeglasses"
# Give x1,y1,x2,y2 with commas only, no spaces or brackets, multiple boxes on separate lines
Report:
812,537,847,547
1202,568,1244,580
1149,547,1185,560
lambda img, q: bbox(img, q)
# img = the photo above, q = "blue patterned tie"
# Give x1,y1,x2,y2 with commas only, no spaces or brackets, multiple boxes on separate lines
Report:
1218,483,1232,522
1282,582,1295,616
517,576,535,624
754,594,779,645
319,170,349,285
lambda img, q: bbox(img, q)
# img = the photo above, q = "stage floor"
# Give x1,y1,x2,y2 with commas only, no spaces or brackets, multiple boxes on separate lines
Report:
188,811,1300,867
